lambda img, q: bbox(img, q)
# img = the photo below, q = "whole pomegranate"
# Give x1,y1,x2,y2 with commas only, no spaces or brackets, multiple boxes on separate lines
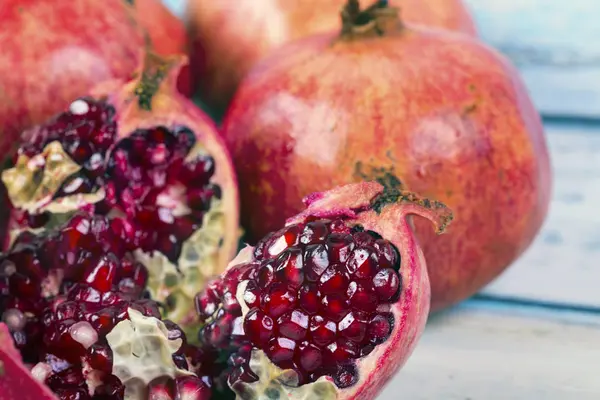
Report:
193,181,453,399
0,212,213,399
186,0,476,114
0,0,188,161
1,53,239,332
222,0,552,311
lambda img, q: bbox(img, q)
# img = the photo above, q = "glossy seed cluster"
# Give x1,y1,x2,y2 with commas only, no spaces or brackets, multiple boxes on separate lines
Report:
195,218,402,389
0,213,210,399
13,97,220,263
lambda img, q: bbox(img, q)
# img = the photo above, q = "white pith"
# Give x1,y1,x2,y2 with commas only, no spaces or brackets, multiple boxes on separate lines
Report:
106,308,193,400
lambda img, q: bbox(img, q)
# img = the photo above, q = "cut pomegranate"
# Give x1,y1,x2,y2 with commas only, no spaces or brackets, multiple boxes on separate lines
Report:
1,53,239,330
195,181,452,399
0,210,213,400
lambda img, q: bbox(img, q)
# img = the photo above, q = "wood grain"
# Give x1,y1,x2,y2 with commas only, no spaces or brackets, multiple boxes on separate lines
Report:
481,122,600,308
380,301,600,399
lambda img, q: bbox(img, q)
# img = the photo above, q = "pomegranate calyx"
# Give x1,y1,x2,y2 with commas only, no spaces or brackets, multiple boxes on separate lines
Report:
106,308,194,399
231,349,337,400
340,0,400,39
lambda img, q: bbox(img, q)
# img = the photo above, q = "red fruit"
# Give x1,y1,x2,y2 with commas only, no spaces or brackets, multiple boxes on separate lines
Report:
194,182,452,399
2,53,239,327
222,1,552,311
186,0,476,114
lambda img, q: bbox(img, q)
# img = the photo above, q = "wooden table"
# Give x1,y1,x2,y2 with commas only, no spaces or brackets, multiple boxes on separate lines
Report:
164,1,600,397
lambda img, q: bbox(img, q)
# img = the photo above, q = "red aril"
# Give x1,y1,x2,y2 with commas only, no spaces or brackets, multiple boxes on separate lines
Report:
222,0,552,312
1,52,239,331
194,181,453,398
186,0,476,114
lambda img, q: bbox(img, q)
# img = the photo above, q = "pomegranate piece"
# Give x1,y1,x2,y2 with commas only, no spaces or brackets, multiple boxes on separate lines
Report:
194,181,452,399
222,0,551,312
1,53,239,329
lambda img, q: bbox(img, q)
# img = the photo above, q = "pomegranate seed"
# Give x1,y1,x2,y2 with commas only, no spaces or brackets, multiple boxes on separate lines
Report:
346,247,378,279
83,254,118,292
277,309,309,340
320,294,349,322
334,363,359,389
304,244,329,282
368,314,393,345
297,342,323,372
267,337,296,363
243,308,274,346
299,221,329,245
298,284,320,315
256,261,275,287
243,280,261,309
326,233,355,264
374,239,401,270
309,315,337,347
338,311,368,343
325,338,359,361
373,268,401,301
85,343,112,372
274,248,304,288
318,266,349,294
347,282,378,312
261,284,296,318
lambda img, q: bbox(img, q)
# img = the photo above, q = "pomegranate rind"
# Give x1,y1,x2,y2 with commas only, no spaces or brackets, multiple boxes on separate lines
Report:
223,182,451,399
0,324,58,400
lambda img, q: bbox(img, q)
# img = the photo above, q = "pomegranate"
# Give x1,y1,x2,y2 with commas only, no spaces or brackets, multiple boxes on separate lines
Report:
0,0,189,161
186,0,476,114
221,0,552,312
0,212,212,399
1,53,239,331
194,181,453,399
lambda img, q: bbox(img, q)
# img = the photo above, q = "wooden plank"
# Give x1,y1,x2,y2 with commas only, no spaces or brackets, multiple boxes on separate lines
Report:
380,301,600,400
481,121,600,307
463,0,600,118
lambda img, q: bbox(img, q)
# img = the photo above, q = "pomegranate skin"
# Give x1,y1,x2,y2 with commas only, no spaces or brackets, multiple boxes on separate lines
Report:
222,20,552,311
186,0,476,114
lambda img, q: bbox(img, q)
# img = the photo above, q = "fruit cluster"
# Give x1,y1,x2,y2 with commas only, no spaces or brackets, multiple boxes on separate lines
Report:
0,0,550,399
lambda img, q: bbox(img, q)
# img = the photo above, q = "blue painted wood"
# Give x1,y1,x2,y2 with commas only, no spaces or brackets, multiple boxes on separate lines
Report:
163,0,600,118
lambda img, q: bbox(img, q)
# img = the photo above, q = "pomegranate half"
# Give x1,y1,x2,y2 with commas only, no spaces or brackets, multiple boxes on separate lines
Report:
1,53,239,331
194,181,452,399
186,0,477,114
222,0,552,311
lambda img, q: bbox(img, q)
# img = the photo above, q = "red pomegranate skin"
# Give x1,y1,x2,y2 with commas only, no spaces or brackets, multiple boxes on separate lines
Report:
222,25,552,311
186,0,477,113
0,324,58,400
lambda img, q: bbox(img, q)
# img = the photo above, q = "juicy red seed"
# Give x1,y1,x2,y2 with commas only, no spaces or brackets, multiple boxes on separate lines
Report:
85,343,112,372
346,247,378,279
299,221,329,245
321,294,349,322
325,338,359,361
243,281,261,309
267,337,296,363
256,262,275,287
329,219,349,233
318,266,349,294
176,376,212,400
261,284,296,318
304,244,329,282
243,308,274,346
297,342,323,372
338,312,368,343
309,315,337,347
373,268,401,301
368,314,393,345
334,364,359,388
374,239,401,270
326,234,355,264
277,309,309,340
266,225,301,257
274,248,304,288
347,282,378,312
352,231,380,246
83,254,118,292
298,284,320,315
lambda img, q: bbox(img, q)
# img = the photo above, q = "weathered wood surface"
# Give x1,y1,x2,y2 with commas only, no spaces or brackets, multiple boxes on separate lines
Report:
380,301,600,399
481,122,600,308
